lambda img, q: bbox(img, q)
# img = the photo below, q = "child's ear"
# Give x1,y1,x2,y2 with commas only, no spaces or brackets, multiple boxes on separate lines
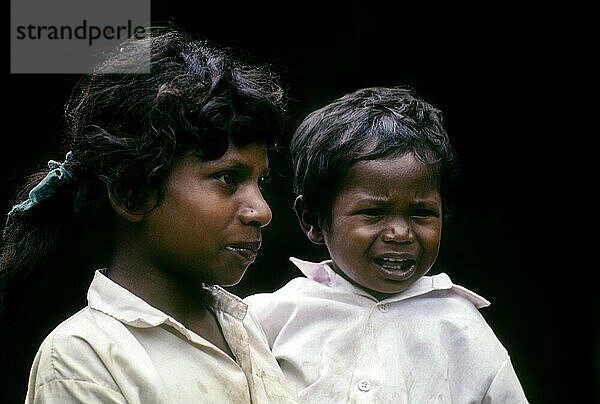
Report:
294,195,325,245
107,186,155,223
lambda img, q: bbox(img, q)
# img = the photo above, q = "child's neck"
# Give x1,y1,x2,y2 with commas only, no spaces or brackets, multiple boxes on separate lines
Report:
329,263,397,301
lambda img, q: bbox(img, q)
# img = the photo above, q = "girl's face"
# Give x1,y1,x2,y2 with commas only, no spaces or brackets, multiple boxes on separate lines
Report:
322,153,442,299
141,142,272,286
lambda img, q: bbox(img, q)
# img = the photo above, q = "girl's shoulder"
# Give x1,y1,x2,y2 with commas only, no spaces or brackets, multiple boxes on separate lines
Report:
33,306,130,368
28,307,128,393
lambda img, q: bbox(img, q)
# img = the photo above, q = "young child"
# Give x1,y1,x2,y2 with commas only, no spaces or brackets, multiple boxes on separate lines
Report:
1,27,298,403
245,86,528,402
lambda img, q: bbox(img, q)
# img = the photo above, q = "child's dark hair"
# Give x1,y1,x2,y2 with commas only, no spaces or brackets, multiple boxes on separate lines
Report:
0,26,286,316
291,86,458,225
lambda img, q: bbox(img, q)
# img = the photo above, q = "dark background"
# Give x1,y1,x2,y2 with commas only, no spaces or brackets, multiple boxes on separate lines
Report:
3,2,597,403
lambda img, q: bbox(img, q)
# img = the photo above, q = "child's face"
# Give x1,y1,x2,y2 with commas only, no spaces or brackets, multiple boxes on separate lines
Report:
142,142,272,287
322,153,442,298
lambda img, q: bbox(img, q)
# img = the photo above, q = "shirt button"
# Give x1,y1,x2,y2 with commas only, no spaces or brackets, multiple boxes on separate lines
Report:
378,304,389,312
357,379,371,392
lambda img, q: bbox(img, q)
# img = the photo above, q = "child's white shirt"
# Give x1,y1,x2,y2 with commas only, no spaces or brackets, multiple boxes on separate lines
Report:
244,257,528,403
26,270,298,403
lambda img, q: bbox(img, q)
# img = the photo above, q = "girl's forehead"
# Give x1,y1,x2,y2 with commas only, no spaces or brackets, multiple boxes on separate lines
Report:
215,142,268,164
187,141,269,166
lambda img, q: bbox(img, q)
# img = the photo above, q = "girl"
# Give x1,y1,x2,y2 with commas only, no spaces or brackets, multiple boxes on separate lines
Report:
1,27,298,403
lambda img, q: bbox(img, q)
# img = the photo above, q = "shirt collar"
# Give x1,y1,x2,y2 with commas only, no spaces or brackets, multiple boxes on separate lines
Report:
87,270,248,331
289,257,490,308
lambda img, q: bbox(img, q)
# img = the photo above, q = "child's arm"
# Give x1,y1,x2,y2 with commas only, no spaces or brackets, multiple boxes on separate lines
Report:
483,356,529,403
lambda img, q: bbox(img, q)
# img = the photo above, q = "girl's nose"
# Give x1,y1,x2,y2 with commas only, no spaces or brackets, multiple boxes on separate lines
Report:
239,188,272,228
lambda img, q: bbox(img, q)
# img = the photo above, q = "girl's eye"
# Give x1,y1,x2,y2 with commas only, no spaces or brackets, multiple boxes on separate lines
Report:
216,172,238,186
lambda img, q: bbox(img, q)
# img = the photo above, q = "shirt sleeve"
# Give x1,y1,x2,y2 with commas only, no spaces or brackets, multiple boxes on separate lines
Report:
24,319,135,404
27,379,126,404
483,357,529,404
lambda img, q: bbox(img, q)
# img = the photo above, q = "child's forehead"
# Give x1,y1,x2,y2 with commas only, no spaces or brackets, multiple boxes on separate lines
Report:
339,154,441,192
350,153,439,176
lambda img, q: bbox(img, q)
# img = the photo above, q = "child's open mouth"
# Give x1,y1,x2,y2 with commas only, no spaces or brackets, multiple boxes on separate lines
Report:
373,256,416,280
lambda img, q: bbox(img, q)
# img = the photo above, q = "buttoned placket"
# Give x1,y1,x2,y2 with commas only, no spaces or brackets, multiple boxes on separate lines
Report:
348,302,392,399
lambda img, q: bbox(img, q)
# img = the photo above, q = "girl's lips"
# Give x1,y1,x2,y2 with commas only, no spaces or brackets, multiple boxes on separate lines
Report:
225,241,261,263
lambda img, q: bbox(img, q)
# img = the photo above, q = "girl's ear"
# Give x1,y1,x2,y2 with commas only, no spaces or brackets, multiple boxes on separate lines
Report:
294,195,325,245
107,186,155,223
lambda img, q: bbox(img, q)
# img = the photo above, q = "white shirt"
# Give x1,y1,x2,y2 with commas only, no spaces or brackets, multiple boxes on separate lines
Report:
26,270,298,403
244,258,528,403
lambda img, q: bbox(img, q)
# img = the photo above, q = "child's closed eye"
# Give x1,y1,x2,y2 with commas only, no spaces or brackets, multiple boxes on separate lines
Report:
357,208,385,217
410,208,439,218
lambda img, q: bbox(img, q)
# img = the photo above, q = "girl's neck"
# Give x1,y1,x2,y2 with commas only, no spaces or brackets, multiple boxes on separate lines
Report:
105,220,235,359
106,260,235,359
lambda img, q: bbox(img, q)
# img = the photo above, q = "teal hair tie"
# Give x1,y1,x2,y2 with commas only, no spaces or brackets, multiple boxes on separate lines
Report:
7,151,75,216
